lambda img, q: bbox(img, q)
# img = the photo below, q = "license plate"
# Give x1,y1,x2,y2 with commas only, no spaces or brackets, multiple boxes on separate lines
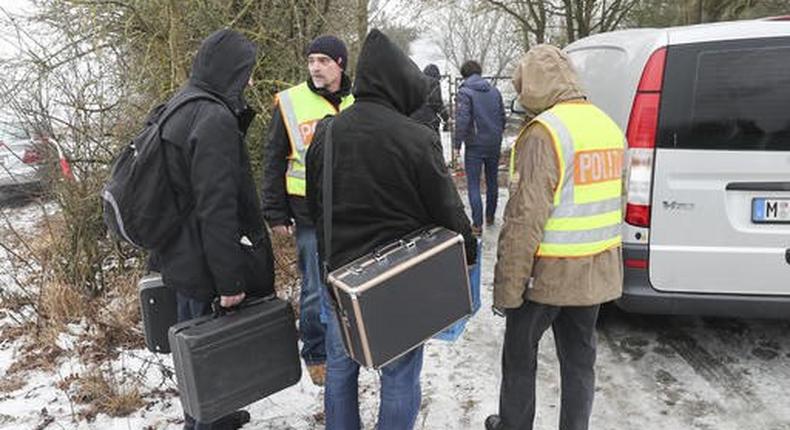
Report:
752,198,790,223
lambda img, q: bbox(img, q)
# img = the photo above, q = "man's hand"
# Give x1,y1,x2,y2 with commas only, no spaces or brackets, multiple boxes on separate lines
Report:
220,292,246,308
272,225,293,236
492,305,506,318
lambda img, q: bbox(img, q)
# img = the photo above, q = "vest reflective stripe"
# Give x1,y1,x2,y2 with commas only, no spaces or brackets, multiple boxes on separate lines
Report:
550,196,620,218
525,103,625,258
538,237,622,257
543,224,622,244
278,82,354,196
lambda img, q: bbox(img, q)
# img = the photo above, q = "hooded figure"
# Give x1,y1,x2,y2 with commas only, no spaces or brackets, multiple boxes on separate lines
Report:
410,64,450,133
485,45,624,430
305,30,476,430
156,29,274,429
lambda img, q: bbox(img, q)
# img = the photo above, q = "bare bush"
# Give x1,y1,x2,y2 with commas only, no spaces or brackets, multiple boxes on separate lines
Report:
0,1,360,421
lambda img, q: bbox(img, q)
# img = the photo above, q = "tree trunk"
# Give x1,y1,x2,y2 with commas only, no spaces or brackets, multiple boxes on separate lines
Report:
563,0,576,43
167,0,186,91
356,0,368,48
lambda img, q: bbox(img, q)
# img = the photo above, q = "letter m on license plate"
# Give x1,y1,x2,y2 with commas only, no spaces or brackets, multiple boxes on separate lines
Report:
752,198,790,223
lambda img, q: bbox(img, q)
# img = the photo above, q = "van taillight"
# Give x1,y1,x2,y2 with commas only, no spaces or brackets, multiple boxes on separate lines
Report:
625,47,666,228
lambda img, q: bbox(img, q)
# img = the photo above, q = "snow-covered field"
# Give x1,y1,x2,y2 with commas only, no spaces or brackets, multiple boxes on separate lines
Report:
1,190,789,429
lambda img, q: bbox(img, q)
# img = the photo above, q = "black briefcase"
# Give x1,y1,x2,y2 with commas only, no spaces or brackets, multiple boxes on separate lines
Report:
327,226,472,369
168,296,301,423
139,273,177,354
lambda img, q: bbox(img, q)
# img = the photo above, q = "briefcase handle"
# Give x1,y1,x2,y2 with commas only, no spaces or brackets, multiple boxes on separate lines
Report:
371,238,412,262
370,226,438,262
211,294,278,318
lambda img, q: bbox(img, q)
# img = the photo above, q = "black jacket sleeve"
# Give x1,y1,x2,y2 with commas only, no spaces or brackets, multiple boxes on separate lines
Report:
429,84,449,124
417,134,477,264
189,106,247,296
261,106,293,227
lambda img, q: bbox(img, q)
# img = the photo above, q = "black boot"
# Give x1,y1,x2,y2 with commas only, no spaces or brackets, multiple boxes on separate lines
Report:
485,414,503,430
213,410,251,429
183,414,195,430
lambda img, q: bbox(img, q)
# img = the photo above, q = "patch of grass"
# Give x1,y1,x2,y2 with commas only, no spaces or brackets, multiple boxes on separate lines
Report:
0,374,25,393
271,231,301,313
6,344,64,374
68,368,145,419
39,280,89,325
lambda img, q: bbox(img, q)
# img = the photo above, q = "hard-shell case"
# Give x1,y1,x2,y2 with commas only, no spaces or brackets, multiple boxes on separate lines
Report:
139,273,177,353
168,296,301,422
327,226,472,368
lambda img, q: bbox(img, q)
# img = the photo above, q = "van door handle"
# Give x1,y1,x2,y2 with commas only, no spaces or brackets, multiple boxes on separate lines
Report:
726,182,790,192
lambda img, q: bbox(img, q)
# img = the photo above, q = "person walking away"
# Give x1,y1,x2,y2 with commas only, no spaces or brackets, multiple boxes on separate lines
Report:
453,60,506,235
411,63,450,135
484,44,625,430
261,35,354,386
305,30,477,430
155,28,275,430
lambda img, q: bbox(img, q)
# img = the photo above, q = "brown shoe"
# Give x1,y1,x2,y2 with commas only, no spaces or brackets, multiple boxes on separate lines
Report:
307,363,326,386
471,225,482,236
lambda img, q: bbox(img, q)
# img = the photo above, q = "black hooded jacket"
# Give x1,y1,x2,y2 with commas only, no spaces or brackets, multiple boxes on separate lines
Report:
305,30,477,272
156,29,274,301
410,64,449,133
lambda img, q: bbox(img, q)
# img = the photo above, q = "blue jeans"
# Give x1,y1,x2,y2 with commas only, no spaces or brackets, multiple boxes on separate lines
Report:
465,149,500,227
322,288,424,430
295,225,327,365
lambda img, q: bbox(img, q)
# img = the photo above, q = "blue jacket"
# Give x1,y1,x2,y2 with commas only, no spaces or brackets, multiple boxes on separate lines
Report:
453,74,506,152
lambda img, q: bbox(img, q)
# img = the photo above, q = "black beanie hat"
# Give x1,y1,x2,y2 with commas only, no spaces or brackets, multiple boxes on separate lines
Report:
307,35,348,71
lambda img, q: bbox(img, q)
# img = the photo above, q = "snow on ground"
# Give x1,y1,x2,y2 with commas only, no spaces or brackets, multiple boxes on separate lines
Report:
1,190,790,429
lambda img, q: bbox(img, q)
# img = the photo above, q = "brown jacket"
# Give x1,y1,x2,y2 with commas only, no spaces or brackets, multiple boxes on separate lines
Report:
493,45,623,309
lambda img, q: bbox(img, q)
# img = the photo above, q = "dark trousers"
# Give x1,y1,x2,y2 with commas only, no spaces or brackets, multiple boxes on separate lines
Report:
498,301,600,430
465,149,499,227
176,293,231,430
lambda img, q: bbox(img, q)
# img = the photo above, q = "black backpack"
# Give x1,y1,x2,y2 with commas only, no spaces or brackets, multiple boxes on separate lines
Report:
102,92,223,250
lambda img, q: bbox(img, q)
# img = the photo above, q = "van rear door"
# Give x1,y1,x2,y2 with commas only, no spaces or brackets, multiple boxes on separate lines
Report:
650,36,790,296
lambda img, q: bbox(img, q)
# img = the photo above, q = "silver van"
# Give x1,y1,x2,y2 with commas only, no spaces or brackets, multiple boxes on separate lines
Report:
565,18,790,318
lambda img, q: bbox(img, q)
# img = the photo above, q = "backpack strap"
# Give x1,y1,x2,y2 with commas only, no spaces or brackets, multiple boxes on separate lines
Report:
157,91,227,127
322,119,334,281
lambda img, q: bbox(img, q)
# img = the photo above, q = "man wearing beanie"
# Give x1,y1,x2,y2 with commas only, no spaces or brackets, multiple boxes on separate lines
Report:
261,34,354,386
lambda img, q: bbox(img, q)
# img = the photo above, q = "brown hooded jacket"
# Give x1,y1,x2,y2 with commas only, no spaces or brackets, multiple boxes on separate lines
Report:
493,45,623,308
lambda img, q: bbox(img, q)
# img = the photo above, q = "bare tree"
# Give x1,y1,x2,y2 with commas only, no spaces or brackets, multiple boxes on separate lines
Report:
481,0,549,46
626,0,781,27
482,0,639,45
434,1,522,78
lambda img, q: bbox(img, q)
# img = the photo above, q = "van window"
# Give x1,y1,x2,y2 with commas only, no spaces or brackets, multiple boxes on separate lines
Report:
658,37,790,151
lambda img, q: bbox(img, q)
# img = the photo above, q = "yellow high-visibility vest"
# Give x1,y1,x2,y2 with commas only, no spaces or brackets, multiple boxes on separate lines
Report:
510,103,625,257
276,82,354,196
